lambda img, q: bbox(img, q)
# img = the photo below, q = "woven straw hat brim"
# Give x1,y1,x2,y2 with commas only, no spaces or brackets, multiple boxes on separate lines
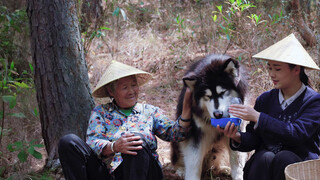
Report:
252,33,320,71
92,61,152,98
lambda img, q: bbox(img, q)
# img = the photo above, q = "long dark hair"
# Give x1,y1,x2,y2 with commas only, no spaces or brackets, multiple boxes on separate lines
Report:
288,64,312,87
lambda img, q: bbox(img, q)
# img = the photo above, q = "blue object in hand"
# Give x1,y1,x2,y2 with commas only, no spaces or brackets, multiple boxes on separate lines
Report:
211,117,242,128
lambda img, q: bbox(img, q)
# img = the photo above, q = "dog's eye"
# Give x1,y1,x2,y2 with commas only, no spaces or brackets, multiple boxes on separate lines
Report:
216,86,227,96
204,96,210,101
218,90,226,96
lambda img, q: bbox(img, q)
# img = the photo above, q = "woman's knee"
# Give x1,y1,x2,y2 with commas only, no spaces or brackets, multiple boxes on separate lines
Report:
272,150,301,165
270,151,302,180
253,151,275,167
260,151,275,164
123,146,150,160
58,134,81,152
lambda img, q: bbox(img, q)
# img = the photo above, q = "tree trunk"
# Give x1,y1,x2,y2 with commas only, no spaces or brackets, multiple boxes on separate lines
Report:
317,1,320,90
80,0,103,33
291,0,316,47
27,0,95,165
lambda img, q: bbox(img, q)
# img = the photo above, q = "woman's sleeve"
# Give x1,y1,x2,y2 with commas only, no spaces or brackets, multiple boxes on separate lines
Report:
231,95,264,152
256,95,320,145
152,106,191,142
86,107,110,156
231,122,262,152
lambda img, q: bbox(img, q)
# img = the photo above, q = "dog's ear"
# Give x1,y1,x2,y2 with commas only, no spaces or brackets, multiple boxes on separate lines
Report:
224,58,239,77
183,72,197,91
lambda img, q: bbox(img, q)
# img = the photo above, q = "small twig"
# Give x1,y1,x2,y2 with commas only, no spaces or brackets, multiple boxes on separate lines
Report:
0,100,4,147
223,41,232,55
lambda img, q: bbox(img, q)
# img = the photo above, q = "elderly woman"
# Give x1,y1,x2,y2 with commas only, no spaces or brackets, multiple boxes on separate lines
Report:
219,34,320,180
58,61,192,180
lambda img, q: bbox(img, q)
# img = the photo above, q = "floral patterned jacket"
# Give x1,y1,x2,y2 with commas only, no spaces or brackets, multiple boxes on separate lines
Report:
86,101,191,173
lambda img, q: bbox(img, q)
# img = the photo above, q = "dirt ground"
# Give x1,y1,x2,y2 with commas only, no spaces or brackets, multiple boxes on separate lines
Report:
85,30,239,179
3,1,320,179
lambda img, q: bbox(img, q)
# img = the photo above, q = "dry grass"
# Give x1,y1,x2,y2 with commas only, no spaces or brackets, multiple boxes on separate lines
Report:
1,0,320,179
84,1,320,179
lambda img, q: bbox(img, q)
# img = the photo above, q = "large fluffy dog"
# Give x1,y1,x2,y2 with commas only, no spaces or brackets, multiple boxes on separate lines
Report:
171,54,247,180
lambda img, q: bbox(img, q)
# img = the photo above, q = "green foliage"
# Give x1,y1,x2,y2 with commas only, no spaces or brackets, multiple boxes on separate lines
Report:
0,57,38,150
175,14,185,33
7,140,44,163
268,10,286,25
82,22,111,53
212,0,259,42
81,2,130,53
247,14,267,26
0,6,28,59
228,0,256,12
112,7,127,19
0,54,41,178
175,14,187,40
1,96,16,109
82,24,111,48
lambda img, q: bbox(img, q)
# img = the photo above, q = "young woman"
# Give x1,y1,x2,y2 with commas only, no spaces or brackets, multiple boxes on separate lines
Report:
58,61,192,180
218,34,320,180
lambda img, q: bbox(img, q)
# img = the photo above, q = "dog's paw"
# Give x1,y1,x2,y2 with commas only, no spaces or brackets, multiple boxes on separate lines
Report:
218,165,231,176
232,175,243,180
175,167,185,178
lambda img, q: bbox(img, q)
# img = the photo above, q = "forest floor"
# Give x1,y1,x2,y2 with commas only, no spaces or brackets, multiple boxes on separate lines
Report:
82,27,250,180
20,28,237,180
5,1,320,179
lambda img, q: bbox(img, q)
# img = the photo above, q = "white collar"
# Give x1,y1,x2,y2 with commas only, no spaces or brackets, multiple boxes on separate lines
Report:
279,83,306,110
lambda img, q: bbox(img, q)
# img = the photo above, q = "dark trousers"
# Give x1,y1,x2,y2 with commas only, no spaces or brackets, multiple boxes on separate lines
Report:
58,134,163,180
244,150,302,180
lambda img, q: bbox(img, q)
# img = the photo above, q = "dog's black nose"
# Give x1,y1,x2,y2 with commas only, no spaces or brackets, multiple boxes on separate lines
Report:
214,111,223,119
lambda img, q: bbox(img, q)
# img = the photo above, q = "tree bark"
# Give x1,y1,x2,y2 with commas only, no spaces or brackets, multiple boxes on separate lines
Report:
27,0,95,164
317,1,320,90
291,0,316,47
80,0,103,33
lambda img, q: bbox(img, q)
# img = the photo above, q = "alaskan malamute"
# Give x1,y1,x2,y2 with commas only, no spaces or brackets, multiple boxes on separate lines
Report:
171,54,247,180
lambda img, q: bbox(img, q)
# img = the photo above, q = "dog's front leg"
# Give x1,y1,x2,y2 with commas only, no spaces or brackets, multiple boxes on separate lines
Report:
182,141,204,180
229,148,246,180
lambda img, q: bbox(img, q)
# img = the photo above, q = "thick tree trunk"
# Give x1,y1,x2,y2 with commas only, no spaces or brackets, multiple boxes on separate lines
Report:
27,0,95,164
291,0,316,47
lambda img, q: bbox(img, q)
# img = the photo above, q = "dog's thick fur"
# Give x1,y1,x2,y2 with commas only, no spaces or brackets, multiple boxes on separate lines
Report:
171,54,247,180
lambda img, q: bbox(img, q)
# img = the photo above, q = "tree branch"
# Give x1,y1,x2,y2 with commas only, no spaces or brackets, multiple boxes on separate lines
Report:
291,0,316,47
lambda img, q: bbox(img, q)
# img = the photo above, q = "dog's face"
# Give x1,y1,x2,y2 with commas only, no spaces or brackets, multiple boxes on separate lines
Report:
184,58,243,124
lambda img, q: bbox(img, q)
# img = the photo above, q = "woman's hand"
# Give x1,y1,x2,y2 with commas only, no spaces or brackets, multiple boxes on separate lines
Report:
102,133,143,156
217,122,241,143
180,88,192,127
229,104,260,123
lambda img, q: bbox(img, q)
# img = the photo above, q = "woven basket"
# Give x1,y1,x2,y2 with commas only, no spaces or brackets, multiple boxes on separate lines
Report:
285,159,320,180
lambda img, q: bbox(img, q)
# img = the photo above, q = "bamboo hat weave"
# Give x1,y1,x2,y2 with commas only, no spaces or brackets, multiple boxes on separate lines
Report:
253,33,320,71
285,159,320,180
92,61,152,98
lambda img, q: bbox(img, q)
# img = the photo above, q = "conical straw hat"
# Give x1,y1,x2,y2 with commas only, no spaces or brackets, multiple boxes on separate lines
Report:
92,61,152,98
253,33,320,70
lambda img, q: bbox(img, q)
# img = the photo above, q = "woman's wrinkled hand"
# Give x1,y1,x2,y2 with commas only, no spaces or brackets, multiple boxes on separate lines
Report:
229,104,260,123
114,133,143,155
103,133,143,156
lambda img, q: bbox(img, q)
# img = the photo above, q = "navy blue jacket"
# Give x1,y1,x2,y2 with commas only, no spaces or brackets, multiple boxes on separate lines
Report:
232,87,320,160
